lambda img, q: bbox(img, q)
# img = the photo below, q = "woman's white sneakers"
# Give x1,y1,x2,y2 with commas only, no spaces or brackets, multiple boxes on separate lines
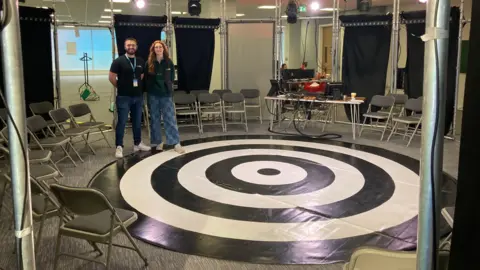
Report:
174,144,186,154
116,142,185,158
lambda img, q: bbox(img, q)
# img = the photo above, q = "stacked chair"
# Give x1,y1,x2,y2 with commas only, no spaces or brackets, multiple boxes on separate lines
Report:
387,97,423,147
173,89,256,133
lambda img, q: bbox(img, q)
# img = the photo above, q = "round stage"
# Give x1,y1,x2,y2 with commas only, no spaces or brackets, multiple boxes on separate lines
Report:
89,135,457,264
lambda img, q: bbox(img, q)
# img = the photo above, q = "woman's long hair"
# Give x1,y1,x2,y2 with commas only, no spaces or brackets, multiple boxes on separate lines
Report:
147,40,170,74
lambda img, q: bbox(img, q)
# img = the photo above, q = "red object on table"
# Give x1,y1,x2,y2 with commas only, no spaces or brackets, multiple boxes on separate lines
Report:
304,81,327,93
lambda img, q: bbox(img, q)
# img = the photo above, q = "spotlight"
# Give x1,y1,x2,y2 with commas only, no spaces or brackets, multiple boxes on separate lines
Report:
418,0,427,3
285,0,298,24
310,2,320,11
135,0,146,9
188,0,201,16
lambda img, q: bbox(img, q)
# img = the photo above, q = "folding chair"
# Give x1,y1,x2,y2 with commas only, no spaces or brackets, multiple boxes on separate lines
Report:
359,95,396,140
49,184,148,270
440,206,455,249
240,89,263,124
379,94,408,116
27,115,82,167
68,103,112,148
49,108,95,156
223,93,248,132
173,91,189,110
198,93,225,133
387,98,423,147
174,93,201,133
29,101,56,130
0,127,64,177
212,89,232,98
0,175,60,249
0,145,59,187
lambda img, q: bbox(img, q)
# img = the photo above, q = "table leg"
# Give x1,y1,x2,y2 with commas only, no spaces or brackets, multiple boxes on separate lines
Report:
269,99,276,130
350,104,356,140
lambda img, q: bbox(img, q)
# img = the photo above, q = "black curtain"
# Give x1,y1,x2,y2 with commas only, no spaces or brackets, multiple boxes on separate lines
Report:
0,7,54,118
113,15,166,61
340,15,392,121
173,17,220,91
403,7,460,135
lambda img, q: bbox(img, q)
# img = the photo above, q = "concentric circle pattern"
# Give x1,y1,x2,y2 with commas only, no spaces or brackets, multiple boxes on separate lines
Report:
89,135,457,265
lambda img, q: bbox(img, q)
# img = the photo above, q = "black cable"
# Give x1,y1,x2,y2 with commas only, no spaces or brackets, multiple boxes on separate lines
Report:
429,0,441,267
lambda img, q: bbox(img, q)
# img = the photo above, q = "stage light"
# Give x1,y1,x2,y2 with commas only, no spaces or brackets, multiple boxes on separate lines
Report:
418,0,427,3
135,0,145,9
285,0,298,24
188,0,201,16
310,2,320,11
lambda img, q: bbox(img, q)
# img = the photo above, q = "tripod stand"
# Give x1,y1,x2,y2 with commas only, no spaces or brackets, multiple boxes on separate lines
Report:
78,52,100,101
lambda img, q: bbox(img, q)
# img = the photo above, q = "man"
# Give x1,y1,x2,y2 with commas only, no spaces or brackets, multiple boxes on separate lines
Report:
109,38,150,158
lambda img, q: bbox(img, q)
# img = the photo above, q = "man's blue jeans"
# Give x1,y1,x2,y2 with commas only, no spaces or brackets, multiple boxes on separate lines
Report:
116,95,144,147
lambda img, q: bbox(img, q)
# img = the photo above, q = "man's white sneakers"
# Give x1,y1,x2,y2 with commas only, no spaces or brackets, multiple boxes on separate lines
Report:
133,142,150,152
115,146,123,158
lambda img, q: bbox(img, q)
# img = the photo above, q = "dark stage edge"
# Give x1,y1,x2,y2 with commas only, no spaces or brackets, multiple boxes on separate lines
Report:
88,135,457,265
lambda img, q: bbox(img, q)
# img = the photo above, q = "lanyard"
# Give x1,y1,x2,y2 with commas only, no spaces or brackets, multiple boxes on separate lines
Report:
125,55,137,79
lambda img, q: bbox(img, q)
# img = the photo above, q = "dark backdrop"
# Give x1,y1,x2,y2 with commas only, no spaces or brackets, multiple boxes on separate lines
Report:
173,17,220,91
0,7,54,117
403,7,460,135
114,15,166,62
340,15,392,121
449,1,480,268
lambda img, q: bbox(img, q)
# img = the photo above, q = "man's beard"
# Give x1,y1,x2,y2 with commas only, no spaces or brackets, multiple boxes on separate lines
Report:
126,49,136,55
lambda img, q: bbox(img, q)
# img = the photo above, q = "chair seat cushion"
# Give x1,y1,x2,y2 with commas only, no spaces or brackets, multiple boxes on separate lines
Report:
29,150,52,163
78,122,105,128
63,127,90,136
201,108,222,114
176,110,198,115
64,209,137,236
30,164,58,180
392,116,421,124
363,112,389,119
38,136,70,146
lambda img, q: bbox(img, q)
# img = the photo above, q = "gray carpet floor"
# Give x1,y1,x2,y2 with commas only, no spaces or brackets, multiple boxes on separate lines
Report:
0,121,460,270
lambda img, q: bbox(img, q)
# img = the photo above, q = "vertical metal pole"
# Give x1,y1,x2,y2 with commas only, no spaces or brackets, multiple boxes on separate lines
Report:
52,1,61,108
110,0,117,128
451,0,464,139
220,0,227,89
389,0,401,95
274,0,282,80
1,0,35,268
331,0,338,80
165,0,173,54
417,0,450,269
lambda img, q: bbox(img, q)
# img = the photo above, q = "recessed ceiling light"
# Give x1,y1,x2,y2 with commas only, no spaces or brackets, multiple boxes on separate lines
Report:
172,11,181,14
236,13,245,17
104,9,122,12
258,5,276,9
110,0,131,2
99,20,111,23
101,15,112,19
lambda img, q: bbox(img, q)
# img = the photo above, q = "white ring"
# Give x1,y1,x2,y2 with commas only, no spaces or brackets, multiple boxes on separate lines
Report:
120,139,419,242
178,149,364,208
231,161,307,185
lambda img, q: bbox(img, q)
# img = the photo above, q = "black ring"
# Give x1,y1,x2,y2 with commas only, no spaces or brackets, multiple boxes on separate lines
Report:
206,155,335,195
151,144,395,222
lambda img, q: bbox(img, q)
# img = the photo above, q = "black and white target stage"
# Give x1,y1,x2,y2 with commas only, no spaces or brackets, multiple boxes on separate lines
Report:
89,135,457,264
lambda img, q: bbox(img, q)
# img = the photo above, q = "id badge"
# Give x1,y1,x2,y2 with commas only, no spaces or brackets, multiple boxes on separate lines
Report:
133,79,138,87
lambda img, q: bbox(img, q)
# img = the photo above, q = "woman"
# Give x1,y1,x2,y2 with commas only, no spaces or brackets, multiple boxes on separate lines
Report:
144,40,185,154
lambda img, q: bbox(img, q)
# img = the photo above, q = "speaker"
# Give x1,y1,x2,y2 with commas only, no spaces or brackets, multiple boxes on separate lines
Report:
357,0,371,12
188,0,201,16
